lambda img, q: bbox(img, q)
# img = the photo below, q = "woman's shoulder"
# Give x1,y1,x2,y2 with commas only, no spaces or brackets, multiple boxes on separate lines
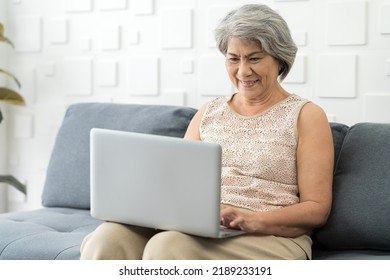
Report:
298,101,330,132
300,101,327,120
197,95,231,115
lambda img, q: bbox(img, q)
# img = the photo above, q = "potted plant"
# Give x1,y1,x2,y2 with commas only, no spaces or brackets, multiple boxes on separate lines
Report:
0,21,26,195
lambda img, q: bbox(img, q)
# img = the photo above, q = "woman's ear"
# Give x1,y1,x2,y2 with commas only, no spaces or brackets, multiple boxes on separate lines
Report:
278,64,285,75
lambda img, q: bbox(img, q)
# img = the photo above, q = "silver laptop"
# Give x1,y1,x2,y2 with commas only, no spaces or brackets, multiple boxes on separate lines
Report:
90,128,245,238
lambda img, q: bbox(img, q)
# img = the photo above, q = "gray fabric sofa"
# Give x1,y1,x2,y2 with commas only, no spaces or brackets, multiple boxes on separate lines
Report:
0,102,389,260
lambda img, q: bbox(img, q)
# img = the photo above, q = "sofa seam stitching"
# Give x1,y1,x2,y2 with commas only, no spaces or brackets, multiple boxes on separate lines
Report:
54,244,79,260
0,232,44,257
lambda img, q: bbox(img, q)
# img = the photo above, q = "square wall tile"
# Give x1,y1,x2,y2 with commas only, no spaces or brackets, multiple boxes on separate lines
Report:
127,56,159,95
78,37,92,51
163,90,186,106
99,24,121,50
128,30,140,45
199,54,233,96
380,4,390,34
161,8,193,49
317,54,357,98
387,60,390,76
47,18,68,44
13,16,42,52
97,60,118,87
67,0,92,12
132,0,154,15
97,0,127,11
327,1,367,45
181,58,194,74
43,62,56,77
13,114,34,139
365,94,390,122
293,31,308,47
61,58,93,96
207,6,235,48
283,55,306,84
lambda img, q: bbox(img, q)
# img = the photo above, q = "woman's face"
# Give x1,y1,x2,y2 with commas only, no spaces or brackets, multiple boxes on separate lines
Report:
225,37,281,100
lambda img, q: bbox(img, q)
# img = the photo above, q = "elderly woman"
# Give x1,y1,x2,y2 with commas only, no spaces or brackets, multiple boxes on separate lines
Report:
80,4,334,260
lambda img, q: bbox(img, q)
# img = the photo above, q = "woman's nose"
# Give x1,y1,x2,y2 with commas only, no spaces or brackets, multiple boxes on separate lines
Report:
237,61,252,77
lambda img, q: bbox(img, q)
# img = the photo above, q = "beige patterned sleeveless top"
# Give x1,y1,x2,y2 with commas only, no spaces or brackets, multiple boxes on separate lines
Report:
200,94,310,212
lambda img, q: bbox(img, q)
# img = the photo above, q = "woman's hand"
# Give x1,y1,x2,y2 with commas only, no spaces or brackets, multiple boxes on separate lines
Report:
220,205,259,233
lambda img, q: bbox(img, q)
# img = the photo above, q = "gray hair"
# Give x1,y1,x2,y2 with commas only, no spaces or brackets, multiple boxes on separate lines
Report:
214,4,297,81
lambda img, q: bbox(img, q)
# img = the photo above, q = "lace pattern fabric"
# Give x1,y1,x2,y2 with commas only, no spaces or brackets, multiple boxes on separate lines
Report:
200,94,310,212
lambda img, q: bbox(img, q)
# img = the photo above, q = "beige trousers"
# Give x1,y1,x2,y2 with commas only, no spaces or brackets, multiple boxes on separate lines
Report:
80,222,312,260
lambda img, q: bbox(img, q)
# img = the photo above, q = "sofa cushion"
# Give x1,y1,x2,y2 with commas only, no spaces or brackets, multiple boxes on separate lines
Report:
315,123,390,250
41,103,197,209
312,247,390,260
0,208,103,260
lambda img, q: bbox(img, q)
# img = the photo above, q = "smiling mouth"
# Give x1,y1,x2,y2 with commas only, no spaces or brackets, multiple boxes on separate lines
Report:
240,79,260,87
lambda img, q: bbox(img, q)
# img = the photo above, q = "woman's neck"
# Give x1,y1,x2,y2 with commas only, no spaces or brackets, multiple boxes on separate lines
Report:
229,84,290,116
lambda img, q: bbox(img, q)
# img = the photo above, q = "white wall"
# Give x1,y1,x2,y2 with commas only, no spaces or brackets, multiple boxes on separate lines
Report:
2,0,390,211
0,0,8,212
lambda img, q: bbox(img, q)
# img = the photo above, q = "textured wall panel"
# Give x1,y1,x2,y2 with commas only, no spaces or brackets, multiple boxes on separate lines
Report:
128,30,140,45
97,60,118,87
128,57,159,95
97,0,128,11
317,54,357,98
365,94,390,122
283,55,306,84
132,0,154,15
67,0,93,12
61,58,93,96
199,54,232,96
293,31,307,47
36,65,59,102
161,8,193,49
327,1,367,45
326,114,336,122
387,60,390,76
47,18,68,44
99,23,121,50
78,37,92,51
206,6,235,48
181,58,194,74
14,66,37,104
13,114,34,139
163,90,186,106
43,62,55,77
8,182,27,203
13,16,42,52
380,4,390,34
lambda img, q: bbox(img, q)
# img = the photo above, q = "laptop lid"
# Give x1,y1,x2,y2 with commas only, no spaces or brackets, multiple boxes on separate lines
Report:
90,128,223,238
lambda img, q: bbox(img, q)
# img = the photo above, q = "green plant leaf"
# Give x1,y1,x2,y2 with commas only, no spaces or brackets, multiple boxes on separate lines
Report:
0,22,14,48
0,175,27,194
0,87,25,105
0,23,24,107
0,69,21,88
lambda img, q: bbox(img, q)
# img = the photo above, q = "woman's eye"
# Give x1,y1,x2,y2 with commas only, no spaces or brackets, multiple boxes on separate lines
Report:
249,57,261,62
228,57,239,63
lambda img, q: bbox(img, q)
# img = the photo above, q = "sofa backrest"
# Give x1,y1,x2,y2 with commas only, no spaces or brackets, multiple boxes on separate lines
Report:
329,122,349,171
315,122,390,251
41,103,197,209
